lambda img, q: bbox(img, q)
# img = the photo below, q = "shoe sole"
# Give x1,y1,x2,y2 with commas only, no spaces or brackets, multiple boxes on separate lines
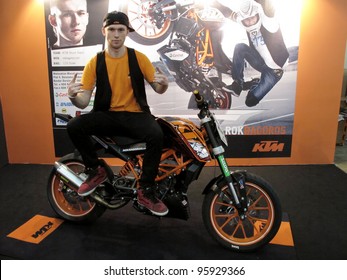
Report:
77,177,108,197
222,87,233,93
230,92,240,97
137,201,169,216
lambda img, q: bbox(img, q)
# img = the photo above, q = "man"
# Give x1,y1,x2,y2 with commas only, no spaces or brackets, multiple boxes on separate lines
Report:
48,0,89,48
66,11,169,216
219,0,289,107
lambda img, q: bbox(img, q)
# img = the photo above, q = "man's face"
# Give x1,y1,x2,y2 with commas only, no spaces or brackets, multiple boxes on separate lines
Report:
102,24,129,50
241,14,260,28
50,0,89,46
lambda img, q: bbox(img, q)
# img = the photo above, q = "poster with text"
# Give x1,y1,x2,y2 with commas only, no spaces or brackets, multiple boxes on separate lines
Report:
45,0,301,158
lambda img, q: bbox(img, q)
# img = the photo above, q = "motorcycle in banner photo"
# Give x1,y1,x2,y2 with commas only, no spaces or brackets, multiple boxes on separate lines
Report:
120,0,259,109
48,90,282,252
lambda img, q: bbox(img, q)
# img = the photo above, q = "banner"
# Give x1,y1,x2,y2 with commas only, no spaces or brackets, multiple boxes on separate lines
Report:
44,0,301,158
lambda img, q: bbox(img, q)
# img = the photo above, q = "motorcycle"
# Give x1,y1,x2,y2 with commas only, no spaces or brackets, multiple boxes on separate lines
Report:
120,0,260,109
48,90,282,252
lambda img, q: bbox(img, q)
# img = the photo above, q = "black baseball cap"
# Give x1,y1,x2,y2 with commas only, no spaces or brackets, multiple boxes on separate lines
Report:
103,11,135,32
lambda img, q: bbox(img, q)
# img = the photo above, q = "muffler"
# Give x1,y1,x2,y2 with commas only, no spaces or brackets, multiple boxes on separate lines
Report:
54,161,84,188
54,161,130,209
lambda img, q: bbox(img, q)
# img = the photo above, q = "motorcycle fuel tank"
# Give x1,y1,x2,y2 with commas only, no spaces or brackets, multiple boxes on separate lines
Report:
157,117,211,162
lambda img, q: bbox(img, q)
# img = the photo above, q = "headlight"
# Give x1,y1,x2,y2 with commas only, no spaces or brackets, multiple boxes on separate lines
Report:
188,140,210,159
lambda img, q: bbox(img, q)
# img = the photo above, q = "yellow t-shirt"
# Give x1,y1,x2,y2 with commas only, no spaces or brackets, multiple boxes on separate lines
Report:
81,48,155,112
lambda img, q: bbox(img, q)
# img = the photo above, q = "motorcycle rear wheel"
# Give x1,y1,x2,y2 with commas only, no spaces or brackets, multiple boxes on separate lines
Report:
120,1,177,45
202,172,282,252
47,159,106,223
214,90,232,109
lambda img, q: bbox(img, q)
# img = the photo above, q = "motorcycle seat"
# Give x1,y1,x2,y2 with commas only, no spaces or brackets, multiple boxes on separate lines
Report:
108,135,144,146
106,135,147,153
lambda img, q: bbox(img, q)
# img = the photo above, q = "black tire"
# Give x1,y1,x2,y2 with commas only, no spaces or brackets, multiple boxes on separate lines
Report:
47,159,106,223
202,172,282,252
120,1,177,45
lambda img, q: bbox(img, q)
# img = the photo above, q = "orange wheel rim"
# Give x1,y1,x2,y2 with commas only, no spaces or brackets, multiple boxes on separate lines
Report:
50,162,96,217
210,183,275,246
127,1,172,39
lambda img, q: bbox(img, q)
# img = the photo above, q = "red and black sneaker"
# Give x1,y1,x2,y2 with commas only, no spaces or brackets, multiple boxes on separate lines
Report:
78,166,107,196
137,188,168,216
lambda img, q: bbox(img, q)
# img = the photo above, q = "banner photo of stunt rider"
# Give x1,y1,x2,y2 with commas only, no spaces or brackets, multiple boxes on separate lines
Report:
45,0,301,158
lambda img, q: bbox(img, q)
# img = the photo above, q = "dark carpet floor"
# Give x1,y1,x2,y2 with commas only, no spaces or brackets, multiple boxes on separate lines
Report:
0,164,346,260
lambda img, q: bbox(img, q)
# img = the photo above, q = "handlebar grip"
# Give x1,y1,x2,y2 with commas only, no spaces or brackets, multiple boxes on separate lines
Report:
193,89,206,109
193,89,203,102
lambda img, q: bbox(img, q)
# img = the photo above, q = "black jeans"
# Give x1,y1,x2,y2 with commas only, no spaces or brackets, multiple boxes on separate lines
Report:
67,111,164,187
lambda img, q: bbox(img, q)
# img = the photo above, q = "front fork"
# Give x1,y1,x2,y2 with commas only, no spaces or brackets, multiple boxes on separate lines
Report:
201,117,248,219
216,154,248,219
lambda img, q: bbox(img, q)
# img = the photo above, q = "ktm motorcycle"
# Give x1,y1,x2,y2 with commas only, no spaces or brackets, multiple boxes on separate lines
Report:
48,90,282,252
120,0,249,109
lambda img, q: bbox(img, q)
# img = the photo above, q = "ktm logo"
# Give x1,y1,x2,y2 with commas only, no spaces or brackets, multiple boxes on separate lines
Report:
31,221,53,239
252,141,285,152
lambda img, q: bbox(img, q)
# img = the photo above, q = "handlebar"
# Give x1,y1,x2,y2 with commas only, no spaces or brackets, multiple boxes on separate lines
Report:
193,89,208,110
158,0,195,12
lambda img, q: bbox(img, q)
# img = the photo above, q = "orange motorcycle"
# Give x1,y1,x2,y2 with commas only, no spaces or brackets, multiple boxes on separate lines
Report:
48,91,282,252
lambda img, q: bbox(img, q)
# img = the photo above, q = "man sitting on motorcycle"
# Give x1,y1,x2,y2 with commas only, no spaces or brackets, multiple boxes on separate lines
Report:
66,11,169,216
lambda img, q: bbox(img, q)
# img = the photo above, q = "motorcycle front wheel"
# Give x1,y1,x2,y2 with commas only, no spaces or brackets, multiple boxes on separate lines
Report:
47,159,106,223
202,172,282,252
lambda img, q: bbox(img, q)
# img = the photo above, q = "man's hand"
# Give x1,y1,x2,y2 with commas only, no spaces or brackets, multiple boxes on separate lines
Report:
68,73,84,98
153,67,168,86
152,67,169,94
66,73,93,109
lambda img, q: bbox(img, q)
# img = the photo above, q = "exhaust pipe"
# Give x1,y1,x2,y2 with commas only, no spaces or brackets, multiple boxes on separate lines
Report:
54,161,84,188
54,161,131,209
